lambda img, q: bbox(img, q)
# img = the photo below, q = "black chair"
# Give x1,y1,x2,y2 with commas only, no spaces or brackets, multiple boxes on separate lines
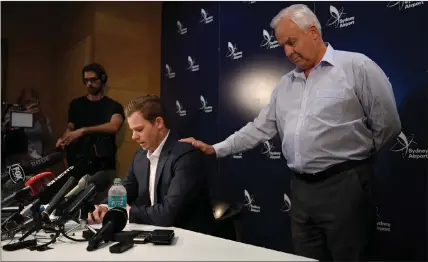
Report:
202,154,243,241
211,201,243,242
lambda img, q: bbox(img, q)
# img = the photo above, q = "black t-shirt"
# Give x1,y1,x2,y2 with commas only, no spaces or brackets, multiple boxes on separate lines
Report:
67,96,125,169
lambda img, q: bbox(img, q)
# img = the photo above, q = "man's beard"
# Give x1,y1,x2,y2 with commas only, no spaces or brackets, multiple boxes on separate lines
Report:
88,86,103,95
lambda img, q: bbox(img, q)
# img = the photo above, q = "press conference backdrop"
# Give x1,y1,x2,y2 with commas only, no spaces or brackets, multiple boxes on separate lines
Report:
160,1,427,260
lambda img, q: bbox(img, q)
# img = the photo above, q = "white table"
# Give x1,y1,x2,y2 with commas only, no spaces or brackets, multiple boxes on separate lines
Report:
1,222,316,261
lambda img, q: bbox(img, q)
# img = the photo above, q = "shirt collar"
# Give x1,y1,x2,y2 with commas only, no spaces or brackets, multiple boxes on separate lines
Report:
321,42,335,66
147,130,170,160
291,42,336,78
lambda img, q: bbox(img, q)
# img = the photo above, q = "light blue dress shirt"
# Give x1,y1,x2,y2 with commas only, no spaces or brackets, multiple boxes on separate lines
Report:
214,44,401,174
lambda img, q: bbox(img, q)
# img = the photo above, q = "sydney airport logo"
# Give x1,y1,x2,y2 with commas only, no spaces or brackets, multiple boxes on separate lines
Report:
387,1,424,10
165,64,176,79
326,5,355,28
261,140,281,160
176,21,187,35
226,42,243,60
280,193,291,212
200,8,214,24
390,131,427,159
186,56,200,72
175,101,187,117
376,207,391,232
260,29,280,50
232,153,243,159
244,189,260,213
199,96,212,113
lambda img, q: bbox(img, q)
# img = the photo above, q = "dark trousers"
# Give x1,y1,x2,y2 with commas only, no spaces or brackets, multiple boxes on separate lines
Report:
290,162,376,261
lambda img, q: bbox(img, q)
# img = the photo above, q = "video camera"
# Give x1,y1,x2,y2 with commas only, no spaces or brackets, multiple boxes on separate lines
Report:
1,101,38,163
2,101,37,129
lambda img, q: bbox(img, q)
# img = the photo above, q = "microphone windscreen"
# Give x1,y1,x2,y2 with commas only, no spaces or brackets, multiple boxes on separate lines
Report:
22,150,65,175
88,171,114,193
102,207,128,233
25,172,55,196
64,175,89,199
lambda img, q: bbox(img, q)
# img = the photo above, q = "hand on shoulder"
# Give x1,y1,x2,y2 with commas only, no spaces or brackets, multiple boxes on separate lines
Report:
179,137,216,155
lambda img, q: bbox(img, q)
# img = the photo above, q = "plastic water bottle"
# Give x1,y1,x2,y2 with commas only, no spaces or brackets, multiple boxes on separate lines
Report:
108,178,127,209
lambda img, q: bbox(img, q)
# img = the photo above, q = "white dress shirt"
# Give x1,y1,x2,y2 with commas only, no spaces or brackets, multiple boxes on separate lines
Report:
147,131,170,205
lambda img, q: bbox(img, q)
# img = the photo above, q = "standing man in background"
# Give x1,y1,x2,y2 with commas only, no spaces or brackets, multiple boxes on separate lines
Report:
181,4,401,261
2,88,53,161
17,88,53,159
2,88,53,199
56,63,125,203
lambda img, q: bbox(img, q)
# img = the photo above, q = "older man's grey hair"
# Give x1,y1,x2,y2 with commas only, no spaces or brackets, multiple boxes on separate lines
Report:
270,4,322,38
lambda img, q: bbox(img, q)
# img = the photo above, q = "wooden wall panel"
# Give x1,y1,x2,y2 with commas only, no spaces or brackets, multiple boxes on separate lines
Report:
54,36,94,139
115,141,141,179
92,2,162,178
1,2,58,122
2,1,162,180
106,89,146,144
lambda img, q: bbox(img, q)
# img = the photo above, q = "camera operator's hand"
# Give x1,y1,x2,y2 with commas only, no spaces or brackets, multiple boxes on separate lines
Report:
26,103,45,122
26,103,39,114
56,137,66,148
61,128,85,146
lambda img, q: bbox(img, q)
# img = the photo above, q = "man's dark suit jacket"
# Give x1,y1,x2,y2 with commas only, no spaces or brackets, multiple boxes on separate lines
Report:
104,132,215,234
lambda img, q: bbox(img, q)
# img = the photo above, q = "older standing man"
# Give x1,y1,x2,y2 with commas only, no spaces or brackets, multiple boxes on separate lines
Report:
181,4,401,261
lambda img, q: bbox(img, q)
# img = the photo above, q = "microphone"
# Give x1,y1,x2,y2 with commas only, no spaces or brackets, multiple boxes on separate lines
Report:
64,175,89,199
25,172,56,196
1,149,64,185
1,172,55,207
40,176,77,222
56,171,112,225
86,207,128,251
15,158,99,241
48,175,90,218
15,198,43,222
0,202,45,239
3,203,41,240
33,157,98,206
1,172,55,235
2,179,25,199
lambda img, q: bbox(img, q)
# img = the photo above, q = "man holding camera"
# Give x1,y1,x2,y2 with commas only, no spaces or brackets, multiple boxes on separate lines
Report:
56,63,125,203
18,88,53,159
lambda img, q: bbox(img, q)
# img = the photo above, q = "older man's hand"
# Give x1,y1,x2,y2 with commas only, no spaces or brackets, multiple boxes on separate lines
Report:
179,137,216,155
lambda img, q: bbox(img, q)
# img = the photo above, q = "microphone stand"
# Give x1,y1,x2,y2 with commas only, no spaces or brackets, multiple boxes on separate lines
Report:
1,201,25,229
57,198,97,242
0,201,26,240
18,202,44,242
19,199,97,250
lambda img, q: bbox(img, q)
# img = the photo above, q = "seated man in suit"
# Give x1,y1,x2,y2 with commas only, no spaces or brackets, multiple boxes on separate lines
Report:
88,95,215,234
